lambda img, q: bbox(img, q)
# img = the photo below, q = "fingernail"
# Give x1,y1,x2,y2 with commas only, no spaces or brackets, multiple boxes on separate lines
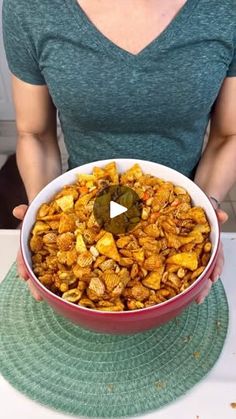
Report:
212,276,219,283
20,275,28,281
197,297,205,304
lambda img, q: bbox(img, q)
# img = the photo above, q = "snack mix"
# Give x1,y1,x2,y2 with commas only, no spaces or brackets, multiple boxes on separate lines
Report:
29,162,212,311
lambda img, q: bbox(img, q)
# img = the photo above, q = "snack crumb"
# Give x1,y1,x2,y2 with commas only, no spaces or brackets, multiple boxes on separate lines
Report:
155,380,166,390
230,402,236,409
107,384,114,392
193,351,201,360
183,335,192,343
216,321,221,332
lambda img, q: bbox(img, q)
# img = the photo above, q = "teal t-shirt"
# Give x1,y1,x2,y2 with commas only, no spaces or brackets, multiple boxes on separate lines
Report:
3,0,236,177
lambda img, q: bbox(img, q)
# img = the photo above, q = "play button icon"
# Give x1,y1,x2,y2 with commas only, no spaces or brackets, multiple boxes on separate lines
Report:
93,185,142,234
110,201,127,218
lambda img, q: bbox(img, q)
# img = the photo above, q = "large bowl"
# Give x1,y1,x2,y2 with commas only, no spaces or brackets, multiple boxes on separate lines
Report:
21,159,220,334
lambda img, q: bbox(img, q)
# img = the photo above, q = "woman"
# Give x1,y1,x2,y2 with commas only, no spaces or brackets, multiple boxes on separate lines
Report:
3,0,236,302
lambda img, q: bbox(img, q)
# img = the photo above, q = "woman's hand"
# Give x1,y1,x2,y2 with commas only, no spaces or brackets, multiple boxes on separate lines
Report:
195,208,228,304
13,204,42,301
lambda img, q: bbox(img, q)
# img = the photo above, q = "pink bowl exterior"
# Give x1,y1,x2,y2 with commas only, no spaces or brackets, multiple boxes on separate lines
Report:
22,239,219,335
21,159,220,335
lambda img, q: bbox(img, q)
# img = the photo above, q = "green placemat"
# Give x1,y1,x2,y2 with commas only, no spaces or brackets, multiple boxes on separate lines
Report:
0,264,228,418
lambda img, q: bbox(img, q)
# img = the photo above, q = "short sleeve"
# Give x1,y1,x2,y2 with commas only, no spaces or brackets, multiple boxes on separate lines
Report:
226,32,236,77
2,0,46,85
227,51,236,77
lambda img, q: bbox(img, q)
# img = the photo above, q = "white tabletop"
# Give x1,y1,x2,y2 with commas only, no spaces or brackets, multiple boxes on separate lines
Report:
0,230,236,419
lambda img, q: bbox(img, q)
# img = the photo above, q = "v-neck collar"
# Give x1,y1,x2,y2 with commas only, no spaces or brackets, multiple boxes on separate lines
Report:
66,0,199,62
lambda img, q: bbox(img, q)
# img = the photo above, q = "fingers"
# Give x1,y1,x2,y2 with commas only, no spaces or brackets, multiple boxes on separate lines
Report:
211,241,224,283
17,248,42,301
28,279,43,301
17,248,29,280
195,279,212,304
13,204,28,221
216,209,228,225
195,239,224,305
14,206,41,302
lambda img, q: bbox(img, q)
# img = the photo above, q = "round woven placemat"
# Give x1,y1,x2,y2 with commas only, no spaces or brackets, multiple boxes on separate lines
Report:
0,264,228,418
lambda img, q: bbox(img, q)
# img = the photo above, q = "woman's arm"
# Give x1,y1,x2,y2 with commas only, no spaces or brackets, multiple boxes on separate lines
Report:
194,77,236,304
194,77,236,201
12,75,62,203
